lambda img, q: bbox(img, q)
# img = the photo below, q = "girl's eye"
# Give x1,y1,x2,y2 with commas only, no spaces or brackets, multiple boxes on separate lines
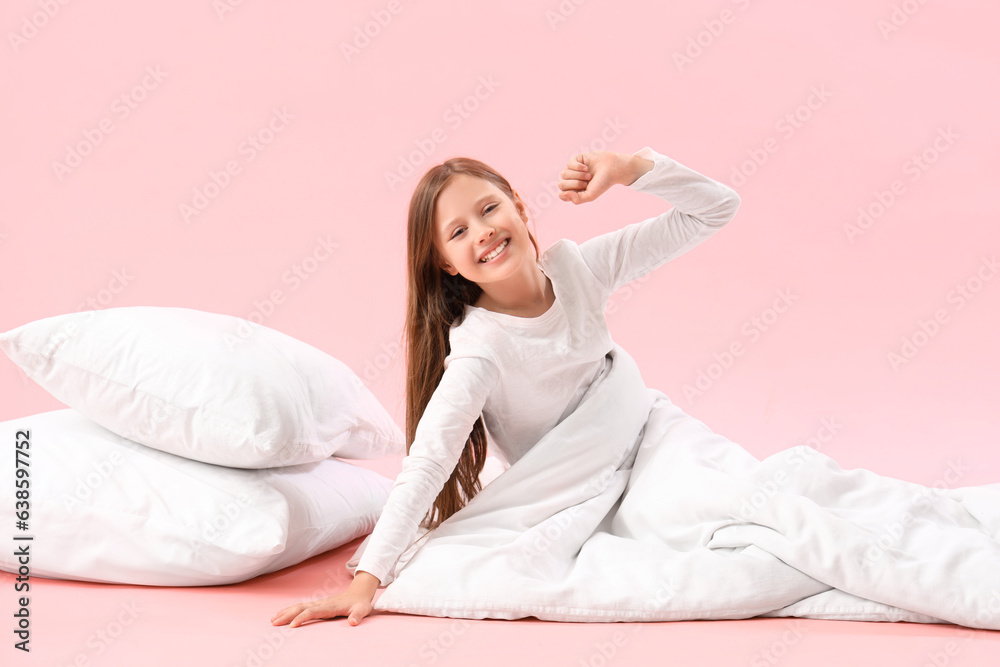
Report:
450,204,497,239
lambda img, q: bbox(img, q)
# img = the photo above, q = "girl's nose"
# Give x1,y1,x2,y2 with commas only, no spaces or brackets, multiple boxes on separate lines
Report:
476,224,495,244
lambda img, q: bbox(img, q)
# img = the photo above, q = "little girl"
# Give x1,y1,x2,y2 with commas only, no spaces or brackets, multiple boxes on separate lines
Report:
271,143,743,627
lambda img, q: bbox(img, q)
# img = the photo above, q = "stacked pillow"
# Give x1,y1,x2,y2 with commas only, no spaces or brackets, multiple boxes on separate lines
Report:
0,306,407,586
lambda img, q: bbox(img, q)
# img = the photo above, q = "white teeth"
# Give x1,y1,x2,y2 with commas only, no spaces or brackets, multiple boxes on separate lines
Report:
480,238,508,262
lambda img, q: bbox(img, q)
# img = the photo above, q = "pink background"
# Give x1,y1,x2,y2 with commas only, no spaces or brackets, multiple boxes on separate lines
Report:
2,1,999,665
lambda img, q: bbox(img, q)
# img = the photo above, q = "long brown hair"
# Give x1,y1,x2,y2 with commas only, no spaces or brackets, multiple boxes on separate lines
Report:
405,156,542,530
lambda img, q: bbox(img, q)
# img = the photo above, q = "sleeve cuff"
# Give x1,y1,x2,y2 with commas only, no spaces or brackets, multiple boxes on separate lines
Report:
627,146,671,191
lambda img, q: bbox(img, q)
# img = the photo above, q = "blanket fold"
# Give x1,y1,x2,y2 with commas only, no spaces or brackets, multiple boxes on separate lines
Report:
352,344,1000,628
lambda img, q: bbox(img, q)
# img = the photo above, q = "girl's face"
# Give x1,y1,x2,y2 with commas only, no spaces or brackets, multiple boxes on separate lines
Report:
433,174,532,285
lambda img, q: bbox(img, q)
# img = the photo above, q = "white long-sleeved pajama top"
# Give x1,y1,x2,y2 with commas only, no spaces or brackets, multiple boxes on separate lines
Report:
355,146,742,586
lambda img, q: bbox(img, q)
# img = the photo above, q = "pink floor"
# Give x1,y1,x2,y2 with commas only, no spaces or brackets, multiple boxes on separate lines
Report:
6,536,1000,667
6,409,1000,667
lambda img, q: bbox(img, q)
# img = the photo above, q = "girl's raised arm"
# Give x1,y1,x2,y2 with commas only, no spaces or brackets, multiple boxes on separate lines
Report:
578,146,741,298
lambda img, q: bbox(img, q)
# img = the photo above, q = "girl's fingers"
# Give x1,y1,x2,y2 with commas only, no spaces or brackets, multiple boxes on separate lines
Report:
289,609,316,628
558,154,594,200
558,178,589,191
271,605,300,625
560,169,591,181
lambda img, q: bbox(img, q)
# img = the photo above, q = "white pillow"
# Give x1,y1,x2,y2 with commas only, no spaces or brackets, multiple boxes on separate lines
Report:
0,409,393,586
0,306,404,468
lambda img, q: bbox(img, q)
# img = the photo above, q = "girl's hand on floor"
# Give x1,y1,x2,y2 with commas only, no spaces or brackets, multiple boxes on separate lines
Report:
270,588,375,628
557,150,631,205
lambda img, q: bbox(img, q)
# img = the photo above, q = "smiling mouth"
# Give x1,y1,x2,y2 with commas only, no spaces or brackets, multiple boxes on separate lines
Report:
479,238,509,263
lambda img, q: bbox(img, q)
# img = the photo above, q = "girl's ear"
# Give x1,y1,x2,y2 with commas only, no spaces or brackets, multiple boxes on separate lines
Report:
432,240,457,275
512,191,529,223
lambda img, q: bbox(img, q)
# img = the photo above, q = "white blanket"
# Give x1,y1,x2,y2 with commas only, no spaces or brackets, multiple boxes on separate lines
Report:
349,344,1000,628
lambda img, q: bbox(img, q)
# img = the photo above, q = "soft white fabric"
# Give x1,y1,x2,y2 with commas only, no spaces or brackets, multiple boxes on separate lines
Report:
0,409,394,586
365,343,1000,627
345,454,509,577
348,147,1000,628
0,306,405,468
354,146,739,585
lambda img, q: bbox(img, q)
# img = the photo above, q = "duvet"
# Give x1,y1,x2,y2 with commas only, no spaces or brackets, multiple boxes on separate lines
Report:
349,343,1000,629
